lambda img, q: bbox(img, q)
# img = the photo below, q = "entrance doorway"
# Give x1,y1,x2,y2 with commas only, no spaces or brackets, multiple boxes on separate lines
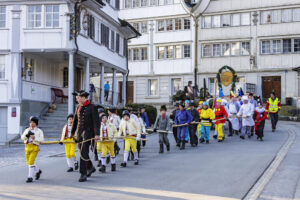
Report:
262,76,281,102
0,107,7,145
75,68,83,91
119,81,134,104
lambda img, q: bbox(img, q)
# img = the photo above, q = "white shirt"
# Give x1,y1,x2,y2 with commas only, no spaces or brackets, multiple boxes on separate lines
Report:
67,124,72,138
237,103,255,126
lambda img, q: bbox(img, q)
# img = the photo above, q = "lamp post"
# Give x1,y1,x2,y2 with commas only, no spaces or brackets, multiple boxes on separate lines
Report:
180,0,211,97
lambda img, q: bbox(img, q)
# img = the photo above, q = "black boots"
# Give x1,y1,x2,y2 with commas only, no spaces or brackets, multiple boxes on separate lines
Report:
159,144,164,153
67,168,74,172
200,138,205,143
240,135,245,140
26,177,33,183
176,141,180,147
97,160,102,167
87,167,96,177
166,144,170,152
180,141,185,150
99,165,106,173
35,170,42,180
213,135,217,139
111,164,116,171
75,161,79,170
78,174,87,182
134,160,139,165
120,162,127,167
106,157,110,165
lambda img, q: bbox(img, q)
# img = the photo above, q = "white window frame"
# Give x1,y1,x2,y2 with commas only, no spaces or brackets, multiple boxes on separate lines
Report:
45,5,59,28
0,55,5,80
27,5,42,28
171,78,182,95
148,79,159,96
293,8,300,22
221,14,231,27
202,44,212,57
0,6,6,28
231,13,240,27
282,9,292,23
202,16,211,28
240,13,250,25
183,45,191,58
261,40,271,54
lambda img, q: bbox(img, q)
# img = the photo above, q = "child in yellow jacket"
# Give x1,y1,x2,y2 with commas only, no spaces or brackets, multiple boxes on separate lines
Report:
21,117,44,183
98,114,118,173
60,114,78,172
199,102,215,144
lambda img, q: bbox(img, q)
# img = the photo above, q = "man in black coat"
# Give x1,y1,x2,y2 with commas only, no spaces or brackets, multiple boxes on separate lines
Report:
170,103,179,146
187,101,200,147
71,91,100,182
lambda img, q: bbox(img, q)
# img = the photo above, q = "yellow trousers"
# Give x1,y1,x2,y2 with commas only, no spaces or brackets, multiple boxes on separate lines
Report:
97,141,103,152
101,141,115,157
215,123,224,140
124,138,137,153
63,138,76,158
25,144,39,166
197,124,201,138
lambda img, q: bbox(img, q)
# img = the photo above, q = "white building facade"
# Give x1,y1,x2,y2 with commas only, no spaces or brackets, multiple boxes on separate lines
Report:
0,0,139,145
117,0,300,105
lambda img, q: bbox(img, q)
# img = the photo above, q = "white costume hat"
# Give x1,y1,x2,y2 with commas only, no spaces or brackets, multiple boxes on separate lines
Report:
242,96,248,101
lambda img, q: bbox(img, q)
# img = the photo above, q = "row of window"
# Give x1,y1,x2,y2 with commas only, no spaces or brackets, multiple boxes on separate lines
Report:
202,42,250,57
261,38,300,54
128,47,148,61
202,12,250,29
0,55,4,80
124,0,173,9
157,18,190,32
131,21,148,34
157,44,191,59
27,5,59,28
0,6,5,28
261,8,300,24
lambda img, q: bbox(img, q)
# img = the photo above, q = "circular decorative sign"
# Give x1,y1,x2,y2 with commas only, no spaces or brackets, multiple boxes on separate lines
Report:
221,71,233,87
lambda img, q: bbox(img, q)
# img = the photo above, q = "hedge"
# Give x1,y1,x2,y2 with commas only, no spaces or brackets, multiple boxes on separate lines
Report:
125,103,157,126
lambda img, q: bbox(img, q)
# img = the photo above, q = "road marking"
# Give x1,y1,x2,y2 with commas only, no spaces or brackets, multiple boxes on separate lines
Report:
243,128,296,200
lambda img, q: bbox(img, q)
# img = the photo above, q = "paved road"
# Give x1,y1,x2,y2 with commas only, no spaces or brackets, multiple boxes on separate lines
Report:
0,121,295,200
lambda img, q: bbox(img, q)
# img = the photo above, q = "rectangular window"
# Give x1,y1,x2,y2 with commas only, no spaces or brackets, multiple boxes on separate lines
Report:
261,41,271,54
128,49,132,61
96,21,101,43
141,21,148,33
157,46,165,59
45,5,59,28
212,15,221,28
241,42,250,55
222,43,230,56
166,46,174,58
272,40,281,53
183,45,191,58
166,19,173,31
149,79,158,96
202,16,211,28
282,9,292,23
175,19,182,30
0,55,4,80
165,0,173,5
150,0,156,6
261,11,271,24
232,13,240,26
271,10,281,23
110,30,115,50
132,22,140,33
116,33,120,53
158,0,164,5
141,0,148,6
283,39,291,53
184,19,190,29
63,67,68,87
27,5,42,28
294,39,300,53
141,47,148,60
241,13,250,25
202,44,212,57
171,78,182,95
293,8,300,22
157,20,165,32
133,48,139,60
175,45,182,58
213,44,221,56
0,6,6,28
222,14,231,27
132,0,140,7
125,0,132,8
231,42,240,55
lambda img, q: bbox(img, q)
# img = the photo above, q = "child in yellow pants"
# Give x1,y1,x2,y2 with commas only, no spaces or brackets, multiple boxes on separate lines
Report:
98,114,118,172
60,114,78,172
119,110,140,167
21,117,44,183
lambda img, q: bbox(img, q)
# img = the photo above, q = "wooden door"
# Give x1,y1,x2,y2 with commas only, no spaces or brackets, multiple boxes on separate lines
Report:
119,81,134,104
262,76,281,102
75,68,83,91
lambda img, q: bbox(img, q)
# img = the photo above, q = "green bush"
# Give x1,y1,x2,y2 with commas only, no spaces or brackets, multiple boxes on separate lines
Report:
125,103,157,126
172,90,186,102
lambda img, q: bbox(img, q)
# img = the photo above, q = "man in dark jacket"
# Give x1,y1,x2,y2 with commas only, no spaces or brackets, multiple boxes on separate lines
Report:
170,103,179,145
72,91,100,182
186,100,200,147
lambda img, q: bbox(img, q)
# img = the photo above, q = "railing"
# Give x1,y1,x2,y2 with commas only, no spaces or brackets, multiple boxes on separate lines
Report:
92,87,121,106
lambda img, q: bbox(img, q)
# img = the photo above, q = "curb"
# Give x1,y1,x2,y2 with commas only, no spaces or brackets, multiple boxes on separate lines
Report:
242,128,296,200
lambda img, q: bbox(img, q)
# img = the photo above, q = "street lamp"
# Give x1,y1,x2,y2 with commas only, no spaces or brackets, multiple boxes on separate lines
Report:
180,0,211,97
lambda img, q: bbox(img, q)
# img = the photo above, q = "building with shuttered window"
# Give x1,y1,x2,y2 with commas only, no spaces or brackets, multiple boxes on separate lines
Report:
0,0,139,145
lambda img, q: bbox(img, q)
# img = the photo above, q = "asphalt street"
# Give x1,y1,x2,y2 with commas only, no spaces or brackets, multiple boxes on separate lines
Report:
0,121,297,200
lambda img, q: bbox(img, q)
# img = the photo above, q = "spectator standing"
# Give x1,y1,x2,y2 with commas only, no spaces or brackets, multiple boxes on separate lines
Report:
104,81,110,101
